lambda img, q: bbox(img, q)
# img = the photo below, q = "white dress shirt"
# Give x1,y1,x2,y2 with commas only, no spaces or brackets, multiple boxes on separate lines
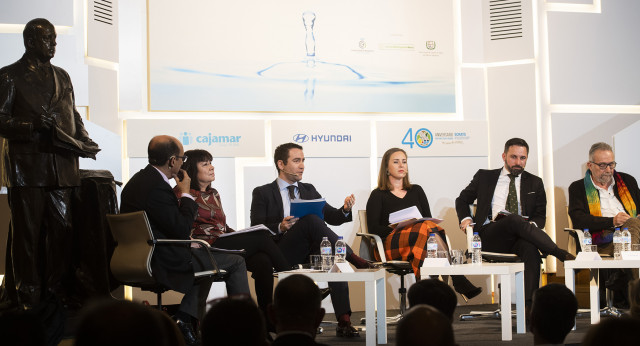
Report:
592,176,625,217
491,167,522,220
277,177,299,217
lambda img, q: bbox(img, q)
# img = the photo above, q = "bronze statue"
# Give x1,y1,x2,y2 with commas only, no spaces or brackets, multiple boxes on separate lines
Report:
0,18,99,312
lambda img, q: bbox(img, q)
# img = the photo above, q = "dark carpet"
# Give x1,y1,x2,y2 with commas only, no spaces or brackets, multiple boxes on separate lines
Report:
314,304,598,345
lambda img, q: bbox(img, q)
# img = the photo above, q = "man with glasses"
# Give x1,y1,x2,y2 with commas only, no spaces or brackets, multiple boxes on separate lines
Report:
569,142,640,256
120,135,249,345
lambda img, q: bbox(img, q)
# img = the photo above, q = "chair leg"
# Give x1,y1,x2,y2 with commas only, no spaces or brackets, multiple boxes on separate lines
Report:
157,292,162,310
399,274,407,316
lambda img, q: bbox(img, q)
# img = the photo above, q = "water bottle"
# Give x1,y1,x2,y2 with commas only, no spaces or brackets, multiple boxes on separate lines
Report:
613,228,622,260
472,232,482,264
622,227,632,252
427,234,438,258
320,237,332,270
335,236,347,263
583,229,592,250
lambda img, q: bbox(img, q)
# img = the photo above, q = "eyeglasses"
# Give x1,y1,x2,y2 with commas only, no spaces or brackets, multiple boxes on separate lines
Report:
173,155,188,163
590,161,616,170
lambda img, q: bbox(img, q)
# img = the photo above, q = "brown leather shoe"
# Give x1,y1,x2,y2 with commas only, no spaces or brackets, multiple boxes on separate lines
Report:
336,323,360,337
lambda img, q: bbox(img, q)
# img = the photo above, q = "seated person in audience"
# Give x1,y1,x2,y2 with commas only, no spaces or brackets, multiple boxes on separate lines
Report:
396,305,456,346
251,142,374,337
175,149,291,329
74,299,183,346
582,316,640,346
568,142,640,257
407,278,458,321
456,138,574,305
0,309,46,346
201,297,269,346
366,147,481,300
120,135,249,346
529,283,578,345
268,274,329,346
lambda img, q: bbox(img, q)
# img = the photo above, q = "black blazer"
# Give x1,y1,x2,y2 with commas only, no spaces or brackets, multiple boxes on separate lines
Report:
568,171,640,232
250,180,352,234
120,164,199,293
455,168,547,228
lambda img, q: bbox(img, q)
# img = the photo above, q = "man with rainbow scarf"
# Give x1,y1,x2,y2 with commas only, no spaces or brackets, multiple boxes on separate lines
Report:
568,142,640,255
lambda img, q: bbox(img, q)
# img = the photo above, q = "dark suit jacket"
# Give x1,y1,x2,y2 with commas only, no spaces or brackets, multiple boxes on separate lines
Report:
0,55,95,187
250,180,352,234
568,171,640,232
455,168,547,228
272,333,329,346
120,164,199,293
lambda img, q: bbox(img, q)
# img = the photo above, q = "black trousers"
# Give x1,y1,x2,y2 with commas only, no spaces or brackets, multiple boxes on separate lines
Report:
7,187,74,309
214,230,290,314
478,214,563,303
276,214,352,318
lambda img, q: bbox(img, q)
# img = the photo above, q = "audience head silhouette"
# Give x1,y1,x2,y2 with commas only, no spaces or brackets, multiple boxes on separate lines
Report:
408,278,458,322
582,316,640,346
268,274,325,336
0,309,46,346
202,296,268,346
74,299,183,346
396,304,455,346
529,283,578,345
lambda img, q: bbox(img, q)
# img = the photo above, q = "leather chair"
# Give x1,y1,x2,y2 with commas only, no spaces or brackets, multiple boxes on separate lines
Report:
564,207,621,318
356,210,415,323
106,211,243,309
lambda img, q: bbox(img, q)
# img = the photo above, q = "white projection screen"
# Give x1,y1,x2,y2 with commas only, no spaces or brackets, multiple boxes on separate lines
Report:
148,0,455,113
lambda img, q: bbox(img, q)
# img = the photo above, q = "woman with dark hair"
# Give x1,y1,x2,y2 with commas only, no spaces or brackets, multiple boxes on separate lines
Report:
174,149,291,328
365,148,481,300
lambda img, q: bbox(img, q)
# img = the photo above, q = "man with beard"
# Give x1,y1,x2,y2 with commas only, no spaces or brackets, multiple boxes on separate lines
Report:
456,138,574,305
569,142,640,256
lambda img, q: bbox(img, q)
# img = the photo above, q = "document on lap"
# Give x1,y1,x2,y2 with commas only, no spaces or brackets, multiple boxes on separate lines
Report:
388,206,443,230
290,198,326,219
218,224,275,238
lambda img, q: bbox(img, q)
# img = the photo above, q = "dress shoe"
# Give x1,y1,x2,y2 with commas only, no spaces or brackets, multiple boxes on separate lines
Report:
320,287,331,300
336,323,360,337
451,275,482,302
173,316,199,346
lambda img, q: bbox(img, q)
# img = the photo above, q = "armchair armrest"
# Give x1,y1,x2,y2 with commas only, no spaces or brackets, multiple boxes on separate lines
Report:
356,232,387,262
154,238,231,275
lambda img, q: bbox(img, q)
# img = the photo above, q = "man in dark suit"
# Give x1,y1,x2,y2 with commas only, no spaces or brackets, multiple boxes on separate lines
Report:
269,274,329,346
0,18,100,314
120,135,249,345
251,142,370,337
455,138,573,304
568,142,640,255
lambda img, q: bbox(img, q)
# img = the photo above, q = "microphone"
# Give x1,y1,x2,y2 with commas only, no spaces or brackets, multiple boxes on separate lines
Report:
281,169,299,177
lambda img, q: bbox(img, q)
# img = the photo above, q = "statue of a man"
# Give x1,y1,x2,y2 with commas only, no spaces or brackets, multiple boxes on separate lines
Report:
0,18,99,310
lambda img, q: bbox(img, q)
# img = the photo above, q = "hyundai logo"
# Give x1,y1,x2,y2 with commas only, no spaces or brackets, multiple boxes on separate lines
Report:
293,134,309,143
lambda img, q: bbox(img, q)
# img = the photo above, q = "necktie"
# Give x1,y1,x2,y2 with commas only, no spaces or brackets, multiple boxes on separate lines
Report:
287,185,296,200
506,174,519,215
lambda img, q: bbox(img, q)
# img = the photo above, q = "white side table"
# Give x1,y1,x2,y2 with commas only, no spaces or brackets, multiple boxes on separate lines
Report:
421,262,525,341
564,259,640,327
278,268,387,346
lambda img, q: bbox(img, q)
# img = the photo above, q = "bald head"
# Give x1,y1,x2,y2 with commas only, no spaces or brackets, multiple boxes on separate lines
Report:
23,18,56,62
148,135,182,166
396,305,455,346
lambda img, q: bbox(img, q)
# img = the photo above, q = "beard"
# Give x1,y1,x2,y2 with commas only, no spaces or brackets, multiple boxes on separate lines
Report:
506,164,524,176
595,172,613,186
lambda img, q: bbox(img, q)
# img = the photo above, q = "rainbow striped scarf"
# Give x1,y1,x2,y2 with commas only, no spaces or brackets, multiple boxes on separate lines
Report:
584,170,637,218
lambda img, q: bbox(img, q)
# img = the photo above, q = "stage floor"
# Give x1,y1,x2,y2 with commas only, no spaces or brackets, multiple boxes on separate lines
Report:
313,304,595,346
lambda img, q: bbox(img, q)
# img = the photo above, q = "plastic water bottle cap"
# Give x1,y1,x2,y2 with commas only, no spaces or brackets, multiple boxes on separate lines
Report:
473,232,479,235
338,236,343,239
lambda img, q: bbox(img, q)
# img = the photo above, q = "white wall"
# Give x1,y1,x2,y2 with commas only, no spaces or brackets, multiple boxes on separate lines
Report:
3,0,640,309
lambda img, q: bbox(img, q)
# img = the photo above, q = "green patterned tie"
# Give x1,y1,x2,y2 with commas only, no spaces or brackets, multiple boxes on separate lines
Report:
506,174,519,214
